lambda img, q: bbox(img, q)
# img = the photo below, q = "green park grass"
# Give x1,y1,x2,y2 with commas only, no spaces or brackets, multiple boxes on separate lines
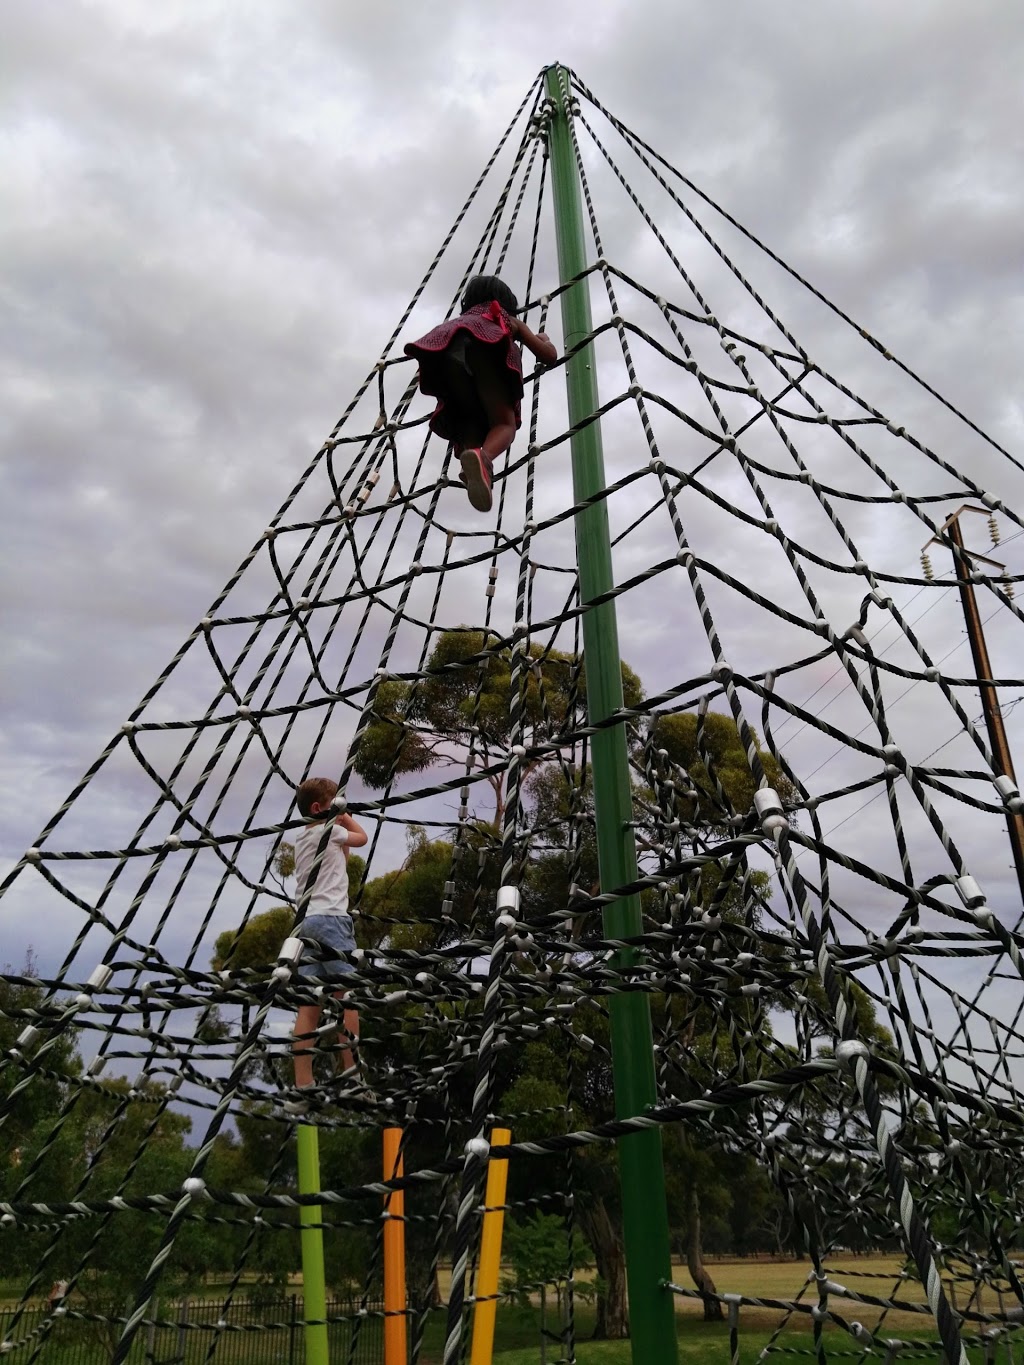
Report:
493,1335,999,1365
482,1254,1007,1364
2,1257,1011,1364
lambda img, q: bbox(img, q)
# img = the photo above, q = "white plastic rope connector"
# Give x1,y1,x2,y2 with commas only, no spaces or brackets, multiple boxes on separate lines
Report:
495,885,520,933
994,774,1024,812
496,885,520,917
273,937,305,980
954,875,986,910
88,964,112,991
76,963,113,1007
754,788,788,837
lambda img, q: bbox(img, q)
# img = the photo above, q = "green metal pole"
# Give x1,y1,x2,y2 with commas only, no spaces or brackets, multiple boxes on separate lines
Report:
543,64,679,1365
296,1123,330,1365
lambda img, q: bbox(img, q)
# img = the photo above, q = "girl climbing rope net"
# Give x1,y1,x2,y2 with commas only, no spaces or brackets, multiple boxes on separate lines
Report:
404,273,557,512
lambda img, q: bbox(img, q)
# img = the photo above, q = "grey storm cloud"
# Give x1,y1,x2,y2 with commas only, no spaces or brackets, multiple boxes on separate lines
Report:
3,0,1024,982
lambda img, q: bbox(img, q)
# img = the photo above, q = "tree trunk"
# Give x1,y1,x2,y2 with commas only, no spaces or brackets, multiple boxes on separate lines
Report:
491,776,505,828
539,1283,548,1365
687,1186,724,1322
578,1197,628,1339
764,1206,785,1259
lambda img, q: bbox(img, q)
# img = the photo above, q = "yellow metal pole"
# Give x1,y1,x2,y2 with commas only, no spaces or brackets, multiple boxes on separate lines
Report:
383,1127,408,1365
469,1127,511,1365
296,1124,329,1365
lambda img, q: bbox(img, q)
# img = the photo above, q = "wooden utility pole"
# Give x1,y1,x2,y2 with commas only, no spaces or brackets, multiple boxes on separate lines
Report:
929,506,1024,904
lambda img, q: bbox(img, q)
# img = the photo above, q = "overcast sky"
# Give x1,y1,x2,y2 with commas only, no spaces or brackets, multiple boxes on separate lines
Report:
4,0,1024,1052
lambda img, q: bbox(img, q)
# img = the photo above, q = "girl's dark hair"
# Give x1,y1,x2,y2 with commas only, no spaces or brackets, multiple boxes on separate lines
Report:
462,275,518,315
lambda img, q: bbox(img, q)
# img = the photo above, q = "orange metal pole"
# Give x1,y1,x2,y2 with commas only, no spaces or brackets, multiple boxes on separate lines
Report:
383,1128,407,1365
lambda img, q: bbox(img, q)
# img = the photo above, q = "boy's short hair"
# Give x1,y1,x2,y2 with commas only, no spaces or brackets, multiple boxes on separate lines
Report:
296,777,338,818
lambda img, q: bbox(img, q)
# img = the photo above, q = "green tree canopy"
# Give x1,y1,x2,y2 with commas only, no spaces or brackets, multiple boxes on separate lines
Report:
353,629,643,821
647,710,799,828
0,955,82,1158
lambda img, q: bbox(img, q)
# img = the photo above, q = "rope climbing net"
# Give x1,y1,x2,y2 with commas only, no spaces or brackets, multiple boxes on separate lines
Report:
3,65,1024,1365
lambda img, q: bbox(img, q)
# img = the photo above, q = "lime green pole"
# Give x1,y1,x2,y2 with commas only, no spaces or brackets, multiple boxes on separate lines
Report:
296,1124,329,1365
543,64,679,1365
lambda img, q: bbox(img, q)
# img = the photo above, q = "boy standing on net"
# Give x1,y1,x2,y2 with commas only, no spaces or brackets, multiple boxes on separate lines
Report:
290,777,368,1098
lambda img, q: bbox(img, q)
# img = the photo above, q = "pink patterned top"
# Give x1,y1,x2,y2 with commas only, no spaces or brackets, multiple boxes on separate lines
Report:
404,300,524,442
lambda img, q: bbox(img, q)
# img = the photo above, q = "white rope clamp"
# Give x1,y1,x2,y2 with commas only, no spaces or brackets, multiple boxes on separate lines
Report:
995,774,1023,812
496,885,521,916
753,788,788,837
76,964,113,1007
954,875,985,910
273,937,305,980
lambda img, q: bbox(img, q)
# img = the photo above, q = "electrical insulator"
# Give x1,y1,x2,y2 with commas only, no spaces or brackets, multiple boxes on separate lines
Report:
1002,572,1015,601
921,550,935,581
988,514,1001,546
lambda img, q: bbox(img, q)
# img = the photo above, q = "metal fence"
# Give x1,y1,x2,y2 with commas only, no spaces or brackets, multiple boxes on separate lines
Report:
0,1296,386,1365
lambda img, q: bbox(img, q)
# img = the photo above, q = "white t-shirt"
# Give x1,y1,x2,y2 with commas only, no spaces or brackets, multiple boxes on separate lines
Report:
293,821,351,918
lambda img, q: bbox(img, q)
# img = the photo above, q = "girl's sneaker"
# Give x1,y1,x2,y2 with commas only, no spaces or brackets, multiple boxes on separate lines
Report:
458,447,493,512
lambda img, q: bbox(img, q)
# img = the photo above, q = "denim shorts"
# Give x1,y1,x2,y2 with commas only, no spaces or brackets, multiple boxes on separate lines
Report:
296,913,356,982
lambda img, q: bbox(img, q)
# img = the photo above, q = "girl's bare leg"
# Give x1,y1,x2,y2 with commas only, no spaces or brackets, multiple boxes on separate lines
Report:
481,408,516,460
473,359,517,460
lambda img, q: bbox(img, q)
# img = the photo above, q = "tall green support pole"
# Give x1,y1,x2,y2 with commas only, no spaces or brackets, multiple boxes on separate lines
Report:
544,64,679,1365
296,1124,329,1365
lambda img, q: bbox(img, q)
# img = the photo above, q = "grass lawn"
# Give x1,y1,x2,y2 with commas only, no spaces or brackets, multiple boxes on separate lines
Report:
481,1256,1009,1364
3,1259,1009,1364
486,1253,1000,1334
491,1331,1000,1364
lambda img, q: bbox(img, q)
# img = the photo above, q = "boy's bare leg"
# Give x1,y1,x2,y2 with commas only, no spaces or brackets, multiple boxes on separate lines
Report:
333,993,359,1075
293,1004,321,1089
